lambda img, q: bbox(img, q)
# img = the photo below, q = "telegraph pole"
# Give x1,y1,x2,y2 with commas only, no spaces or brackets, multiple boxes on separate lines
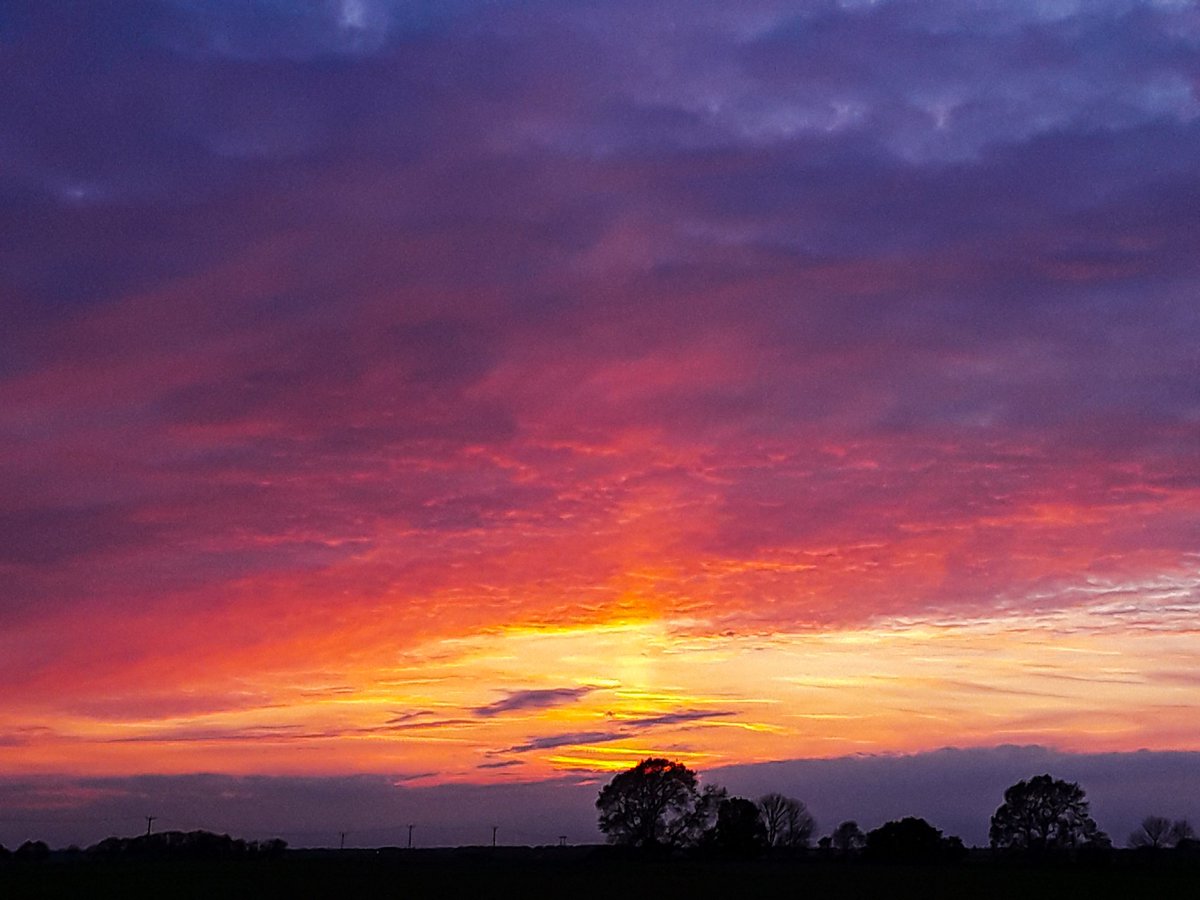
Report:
339,831,346,851
145,816,157,837
407,824,414,849
491,825,498,847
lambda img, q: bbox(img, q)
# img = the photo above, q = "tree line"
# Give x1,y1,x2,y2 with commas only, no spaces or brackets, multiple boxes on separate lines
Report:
0,830,287,862
595,758,1197,859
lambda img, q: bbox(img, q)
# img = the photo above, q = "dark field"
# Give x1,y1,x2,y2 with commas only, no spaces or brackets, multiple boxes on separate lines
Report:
2,851,1197,899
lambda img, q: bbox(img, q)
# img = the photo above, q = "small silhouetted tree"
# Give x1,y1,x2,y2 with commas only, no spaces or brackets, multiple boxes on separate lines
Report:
1130,816,1194,850
1170,819,1195,846
711,797,767,857
596,758,724,850
687,784,728,846
758,793,816,848
1129,816,1174,849
989,774,1106,852
831,820,865,853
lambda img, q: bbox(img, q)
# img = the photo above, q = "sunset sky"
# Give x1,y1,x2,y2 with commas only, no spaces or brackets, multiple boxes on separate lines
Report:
2,0,1199,847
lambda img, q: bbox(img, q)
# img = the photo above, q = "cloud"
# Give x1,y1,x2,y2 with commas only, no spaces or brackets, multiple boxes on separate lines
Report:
506,732,622,754
504,709,737,753
621,710,738,730
474,688,595,718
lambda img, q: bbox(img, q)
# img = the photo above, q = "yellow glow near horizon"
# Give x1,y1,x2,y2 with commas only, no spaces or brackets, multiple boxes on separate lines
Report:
3,599,1197,780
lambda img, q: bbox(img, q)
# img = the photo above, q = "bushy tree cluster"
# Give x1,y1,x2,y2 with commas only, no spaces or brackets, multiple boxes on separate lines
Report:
865,817,965,862
596,758,817,857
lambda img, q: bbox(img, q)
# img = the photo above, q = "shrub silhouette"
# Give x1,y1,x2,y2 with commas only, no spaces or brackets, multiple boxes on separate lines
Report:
865,817,965,863
830,820,866,853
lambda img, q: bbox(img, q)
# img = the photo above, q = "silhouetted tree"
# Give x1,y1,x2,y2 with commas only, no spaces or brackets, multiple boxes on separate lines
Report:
1129,816,1173,849
866,817,964,862
710,797,767,857
687,784,728,846
596,758,725,850
989,774,1106,852
830,820,865,853
1129,816,1194,850
758,793,816,848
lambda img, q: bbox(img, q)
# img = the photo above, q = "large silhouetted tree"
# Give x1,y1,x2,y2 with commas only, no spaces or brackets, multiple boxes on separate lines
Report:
989,774,1106,851
596,758,724,850
758,793,816,848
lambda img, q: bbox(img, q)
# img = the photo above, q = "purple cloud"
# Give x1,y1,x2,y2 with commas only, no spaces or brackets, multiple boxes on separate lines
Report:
503,710,737,752
474,688,595,718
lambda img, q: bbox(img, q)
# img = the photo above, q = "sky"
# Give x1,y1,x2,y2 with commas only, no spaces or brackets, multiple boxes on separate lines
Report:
1,0,1199,847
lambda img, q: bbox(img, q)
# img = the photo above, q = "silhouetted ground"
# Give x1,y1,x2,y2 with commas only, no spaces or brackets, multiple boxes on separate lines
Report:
2,848,1197,899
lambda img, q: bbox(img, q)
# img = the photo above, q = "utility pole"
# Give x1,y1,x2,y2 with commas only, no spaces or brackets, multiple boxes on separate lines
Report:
491,825,498,847
145,816,157,837
558,835,567,847
339,831,346,851
407,824,414,849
